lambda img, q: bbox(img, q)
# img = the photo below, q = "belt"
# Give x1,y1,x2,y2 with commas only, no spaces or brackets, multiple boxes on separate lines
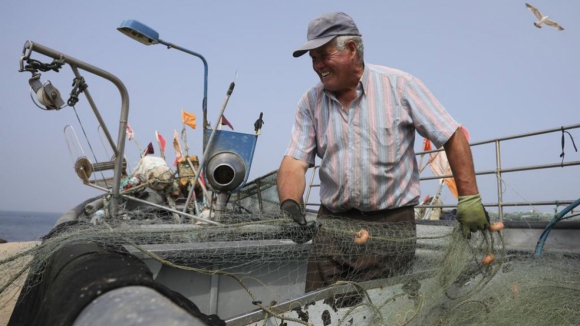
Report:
318,205,416,228
346,206,414,217
320,205,414,218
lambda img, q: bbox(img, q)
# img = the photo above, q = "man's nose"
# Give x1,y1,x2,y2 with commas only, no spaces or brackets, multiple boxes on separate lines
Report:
313,60,324,71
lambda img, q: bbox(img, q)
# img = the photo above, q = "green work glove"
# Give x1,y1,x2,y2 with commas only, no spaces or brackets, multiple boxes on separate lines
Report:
455,193,489,239
281,199,307,226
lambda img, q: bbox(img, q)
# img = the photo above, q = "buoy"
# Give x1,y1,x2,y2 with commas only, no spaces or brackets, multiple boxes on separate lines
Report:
354,229,370,245
482,254,495,265
489,222,505,232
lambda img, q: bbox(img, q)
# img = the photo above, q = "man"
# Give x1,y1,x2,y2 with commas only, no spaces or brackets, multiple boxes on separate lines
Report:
277,12,488,292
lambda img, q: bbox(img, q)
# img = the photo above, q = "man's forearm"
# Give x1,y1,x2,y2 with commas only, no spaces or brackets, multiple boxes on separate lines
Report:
443,128,479,196
277,156,308,203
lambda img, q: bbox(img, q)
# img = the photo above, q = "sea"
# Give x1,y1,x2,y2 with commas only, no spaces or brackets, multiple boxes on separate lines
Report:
0,210,61,242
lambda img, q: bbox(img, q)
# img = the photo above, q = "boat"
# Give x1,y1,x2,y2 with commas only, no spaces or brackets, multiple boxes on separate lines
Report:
2,20,580,326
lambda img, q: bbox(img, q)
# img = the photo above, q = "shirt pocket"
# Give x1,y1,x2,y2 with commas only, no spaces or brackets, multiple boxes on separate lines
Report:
372,110,400,164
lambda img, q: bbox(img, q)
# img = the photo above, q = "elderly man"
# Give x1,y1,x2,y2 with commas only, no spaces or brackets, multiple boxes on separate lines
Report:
277,12,488,291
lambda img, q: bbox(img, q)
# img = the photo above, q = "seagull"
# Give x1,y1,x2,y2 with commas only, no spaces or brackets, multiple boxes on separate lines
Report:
525,3,564,31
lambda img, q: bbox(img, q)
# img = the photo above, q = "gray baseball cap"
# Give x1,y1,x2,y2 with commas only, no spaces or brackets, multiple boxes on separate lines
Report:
293,12,361,58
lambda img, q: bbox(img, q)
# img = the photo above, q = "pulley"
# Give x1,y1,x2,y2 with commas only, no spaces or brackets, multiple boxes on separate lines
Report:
29,74,64,110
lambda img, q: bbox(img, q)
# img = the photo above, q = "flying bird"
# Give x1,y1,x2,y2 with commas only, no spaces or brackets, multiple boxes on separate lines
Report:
525,3,564,31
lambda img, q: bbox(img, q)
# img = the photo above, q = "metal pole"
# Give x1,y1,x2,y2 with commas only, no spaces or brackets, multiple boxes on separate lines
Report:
122,194,220,225
495,140,504,221
157,39,209,151
182,81,235,215
70,66,118,156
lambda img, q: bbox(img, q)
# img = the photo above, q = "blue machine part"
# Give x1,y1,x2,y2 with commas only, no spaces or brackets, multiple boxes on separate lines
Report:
203,129,258,193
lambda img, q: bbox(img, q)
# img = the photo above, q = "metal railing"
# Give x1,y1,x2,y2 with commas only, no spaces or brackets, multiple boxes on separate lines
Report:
305,123,580,221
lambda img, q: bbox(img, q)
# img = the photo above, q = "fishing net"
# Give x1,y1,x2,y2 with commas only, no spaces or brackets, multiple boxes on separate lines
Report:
1,170,580,326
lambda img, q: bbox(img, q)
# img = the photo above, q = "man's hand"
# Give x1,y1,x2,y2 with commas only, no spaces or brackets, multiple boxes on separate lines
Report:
455,193,489,238
281,199,307,226
282,221,322,244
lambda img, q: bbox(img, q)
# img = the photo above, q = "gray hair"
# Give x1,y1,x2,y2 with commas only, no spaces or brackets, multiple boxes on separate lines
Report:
334,35,364,63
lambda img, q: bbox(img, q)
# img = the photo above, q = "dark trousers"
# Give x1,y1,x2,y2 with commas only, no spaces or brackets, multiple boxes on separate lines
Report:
305,205,417,292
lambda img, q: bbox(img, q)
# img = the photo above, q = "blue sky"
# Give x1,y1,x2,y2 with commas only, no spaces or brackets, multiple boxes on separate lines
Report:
0,1,578,214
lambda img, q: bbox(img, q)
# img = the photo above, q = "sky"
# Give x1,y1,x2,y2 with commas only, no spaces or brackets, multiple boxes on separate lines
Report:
0,1,578,214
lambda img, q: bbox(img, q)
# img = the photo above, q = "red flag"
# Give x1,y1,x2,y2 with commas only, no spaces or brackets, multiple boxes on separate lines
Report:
423,138,432,151
221,115,234,130
199,171,206,187
155,131,166,154
145,142,154,155
126,124,134,141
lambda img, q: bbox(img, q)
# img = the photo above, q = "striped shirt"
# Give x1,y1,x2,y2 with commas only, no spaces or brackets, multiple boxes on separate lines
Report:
285,64,460,213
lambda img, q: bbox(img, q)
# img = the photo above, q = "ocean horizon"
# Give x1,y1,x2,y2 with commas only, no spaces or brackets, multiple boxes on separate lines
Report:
0,210,61,242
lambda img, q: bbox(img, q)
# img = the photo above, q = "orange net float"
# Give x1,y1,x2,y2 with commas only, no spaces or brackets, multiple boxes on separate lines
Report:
489,222,505,232
482,253,495,265
354,229,370,245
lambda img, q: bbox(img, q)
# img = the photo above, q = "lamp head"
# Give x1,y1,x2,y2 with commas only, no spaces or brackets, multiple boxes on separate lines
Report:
117,20,159,45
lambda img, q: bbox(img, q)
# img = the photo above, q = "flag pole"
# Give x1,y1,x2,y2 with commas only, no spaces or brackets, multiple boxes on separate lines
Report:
126,124,143,153
183,77,236,214
132,138,143,154
187,157,211,203
422,178,445,220
178,122,212,213
181,123,190,157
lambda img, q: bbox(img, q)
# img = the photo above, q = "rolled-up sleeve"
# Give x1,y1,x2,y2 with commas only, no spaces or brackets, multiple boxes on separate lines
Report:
285,96,317,166
402,77,460,148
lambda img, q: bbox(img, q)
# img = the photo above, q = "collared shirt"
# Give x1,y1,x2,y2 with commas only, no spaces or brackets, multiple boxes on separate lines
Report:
285,63,460,213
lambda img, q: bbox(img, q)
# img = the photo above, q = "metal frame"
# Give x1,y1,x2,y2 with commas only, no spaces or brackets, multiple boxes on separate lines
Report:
20,40,130,216
305,123,580,221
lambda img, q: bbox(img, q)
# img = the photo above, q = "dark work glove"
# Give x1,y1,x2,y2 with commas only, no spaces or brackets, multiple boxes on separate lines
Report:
281,199,307,226
282,220,322,244
455,193,490,239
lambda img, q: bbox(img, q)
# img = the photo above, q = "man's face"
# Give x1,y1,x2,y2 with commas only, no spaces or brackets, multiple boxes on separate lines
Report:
309,40,354,92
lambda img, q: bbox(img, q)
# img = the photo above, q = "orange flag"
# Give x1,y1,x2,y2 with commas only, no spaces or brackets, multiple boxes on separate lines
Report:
443,178,459,198
181,110,197,129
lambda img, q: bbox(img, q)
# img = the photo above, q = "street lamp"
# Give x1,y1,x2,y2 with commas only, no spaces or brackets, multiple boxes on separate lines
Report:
117,19,209,148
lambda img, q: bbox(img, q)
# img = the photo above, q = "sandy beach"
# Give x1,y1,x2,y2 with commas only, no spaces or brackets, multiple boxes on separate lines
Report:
0,241,40,326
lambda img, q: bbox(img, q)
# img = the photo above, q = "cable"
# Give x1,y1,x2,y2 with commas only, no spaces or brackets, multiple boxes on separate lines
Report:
535,197,580,258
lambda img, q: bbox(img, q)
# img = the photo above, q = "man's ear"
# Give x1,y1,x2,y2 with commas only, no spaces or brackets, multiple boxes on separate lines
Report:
347,40,357,58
